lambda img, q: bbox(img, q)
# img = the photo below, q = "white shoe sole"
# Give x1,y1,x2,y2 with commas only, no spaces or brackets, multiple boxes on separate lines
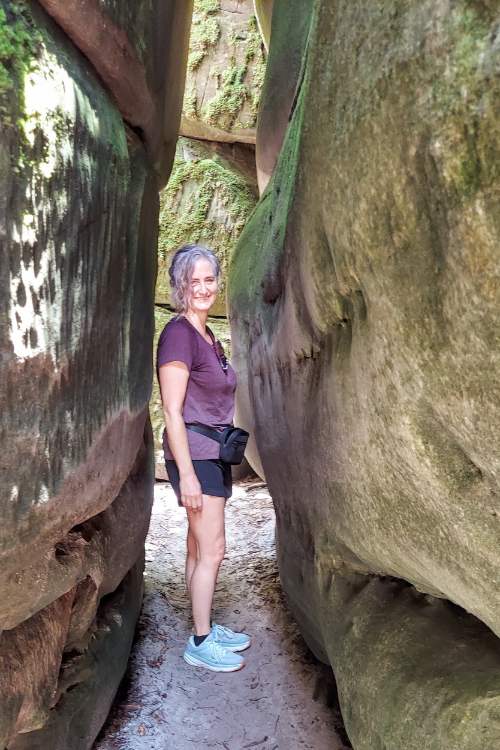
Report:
183,652,245,672
222,641,251,653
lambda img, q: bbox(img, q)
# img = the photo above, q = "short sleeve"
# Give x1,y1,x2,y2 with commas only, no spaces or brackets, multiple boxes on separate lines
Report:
157,320,196,370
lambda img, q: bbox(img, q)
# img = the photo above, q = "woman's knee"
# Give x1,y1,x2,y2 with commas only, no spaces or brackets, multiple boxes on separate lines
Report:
200,537,226,567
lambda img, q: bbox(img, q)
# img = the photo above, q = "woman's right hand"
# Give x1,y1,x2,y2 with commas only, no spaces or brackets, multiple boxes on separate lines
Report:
179,472,203,511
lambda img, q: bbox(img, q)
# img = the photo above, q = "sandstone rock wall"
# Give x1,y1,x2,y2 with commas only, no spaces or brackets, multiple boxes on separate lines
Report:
181,0,266,145
229,1,500,747
0,1,192,747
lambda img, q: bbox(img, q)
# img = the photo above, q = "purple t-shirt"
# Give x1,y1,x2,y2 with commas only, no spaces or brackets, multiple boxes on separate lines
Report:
156,316,237,460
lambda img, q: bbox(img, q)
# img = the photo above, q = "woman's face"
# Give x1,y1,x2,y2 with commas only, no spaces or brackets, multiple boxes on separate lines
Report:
187,258,218,314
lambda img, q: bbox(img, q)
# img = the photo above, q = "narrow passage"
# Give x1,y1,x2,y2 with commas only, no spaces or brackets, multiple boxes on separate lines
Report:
95,480,348,750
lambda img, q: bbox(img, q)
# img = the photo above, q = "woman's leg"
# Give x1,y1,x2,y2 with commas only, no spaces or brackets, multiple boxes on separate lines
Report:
186,495,226,636
185,527,198,593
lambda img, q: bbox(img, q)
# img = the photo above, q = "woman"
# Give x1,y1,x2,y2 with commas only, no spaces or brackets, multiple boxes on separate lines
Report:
157,244,250,672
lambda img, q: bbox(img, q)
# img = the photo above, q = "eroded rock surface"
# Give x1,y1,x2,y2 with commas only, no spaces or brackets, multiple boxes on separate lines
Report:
0,0,191,746
181,0,266,145
230,1,500,746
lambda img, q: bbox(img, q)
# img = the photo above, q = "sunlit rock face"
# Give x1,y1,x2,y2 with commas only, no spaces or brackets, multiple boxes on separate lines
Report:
253,0,273,51
230,1,500,746
0,1,191,747
181,0,266,145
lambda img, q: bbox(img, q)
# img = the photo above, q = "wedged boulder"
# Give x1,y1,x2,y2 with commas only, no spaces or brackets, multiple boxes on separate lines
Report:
181,0,266,145
156,137,257,317
230,0,500,744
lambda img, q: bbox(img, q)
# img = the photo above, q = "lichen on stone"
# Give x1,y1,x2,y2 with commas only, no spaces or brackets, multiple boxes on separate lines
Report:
187,0,221,72
205,15,266,129
0,2,42,130
182,3,266,136
157,139,256,313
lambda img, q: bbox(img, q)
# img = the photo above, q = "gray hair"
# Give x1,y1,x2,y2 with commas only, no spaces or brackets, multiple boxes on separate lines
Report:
168,244,220,313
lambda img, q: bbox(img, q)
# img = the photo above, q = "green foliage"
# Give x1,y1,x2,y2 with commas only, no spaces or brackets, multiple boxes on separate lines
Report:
183,84,197,119
206,62,248,128
156,140,257,316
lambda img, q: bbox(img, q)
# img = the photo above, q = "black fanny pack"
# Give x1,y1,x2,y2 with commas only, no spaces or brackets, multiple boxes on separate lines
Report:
185,422,249,465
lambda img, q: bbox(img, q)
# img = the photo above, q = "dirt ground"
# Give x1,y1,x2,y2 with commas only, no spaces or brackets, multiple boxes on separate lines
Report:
94,480,350,750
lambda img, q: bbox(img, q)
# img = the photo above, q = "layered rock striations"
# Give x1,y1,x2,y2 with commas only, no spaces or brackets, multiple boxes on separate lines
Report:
229,1,500,747
0,1,192,747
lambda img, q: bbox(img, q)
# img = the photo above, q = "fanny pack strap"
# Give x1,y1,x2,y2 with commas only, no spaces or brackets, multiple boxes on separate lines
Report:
185,422,227,444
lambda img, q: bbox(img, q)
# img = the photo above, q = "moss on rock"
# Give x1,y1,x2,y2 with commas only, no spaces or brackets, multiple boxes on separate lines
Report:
182,0,266,140
188,0,220,72
0,2,40,102
157,137,257,315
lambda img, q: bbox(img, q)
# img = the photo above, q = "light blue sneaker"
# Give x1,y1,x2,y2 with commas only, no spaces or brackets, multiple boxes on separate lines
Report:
183,632,245,672
211,623,251,652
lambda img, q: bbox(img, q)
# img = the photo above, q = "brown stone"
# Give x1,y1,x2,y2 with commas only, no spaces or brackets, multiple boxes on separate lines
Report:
7,560,145,750
0,0,188,744
0,590,76,745
230,0,500,745
181,0,265,147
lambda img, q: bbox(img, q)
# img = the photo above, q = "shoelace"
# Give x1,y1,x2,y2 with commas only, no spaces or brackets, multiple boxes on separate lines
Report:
207,639,231,659
213,624,235,639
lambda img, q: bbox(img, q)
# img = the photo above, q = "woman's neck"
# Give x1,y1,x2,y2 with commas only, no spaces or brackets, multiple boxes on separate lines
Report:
184,309,209,336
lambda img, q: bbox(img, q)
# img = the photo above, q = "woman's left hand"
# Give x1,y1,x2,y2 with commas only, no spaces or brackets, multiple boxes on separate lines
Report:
180,471,203,511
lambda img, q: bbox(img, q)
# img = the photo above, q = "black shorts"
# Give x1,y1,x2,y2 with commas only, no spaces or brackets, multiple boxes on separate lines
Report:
165,459,232,506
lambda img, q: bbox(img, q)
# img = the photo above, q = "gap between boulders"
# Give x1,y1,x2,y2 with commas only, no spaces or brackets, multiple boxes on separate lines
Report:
94,480,350,750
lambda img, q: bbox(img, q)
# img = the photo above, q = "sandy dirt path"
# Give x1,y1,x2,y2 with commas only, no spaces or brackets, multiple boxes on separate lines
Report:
94,480,349,750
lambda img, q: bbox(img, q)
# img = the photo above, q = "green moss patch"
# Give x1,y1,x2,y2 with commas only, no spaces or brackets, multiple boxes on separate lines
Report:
157,138,256,310
187,0,221,72
183,4,266,132
0,2,41,131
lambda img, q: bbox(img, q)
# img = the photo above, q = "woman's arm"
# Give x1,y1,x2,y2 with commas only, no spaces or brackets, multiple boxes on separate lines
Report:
158,361,203,511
